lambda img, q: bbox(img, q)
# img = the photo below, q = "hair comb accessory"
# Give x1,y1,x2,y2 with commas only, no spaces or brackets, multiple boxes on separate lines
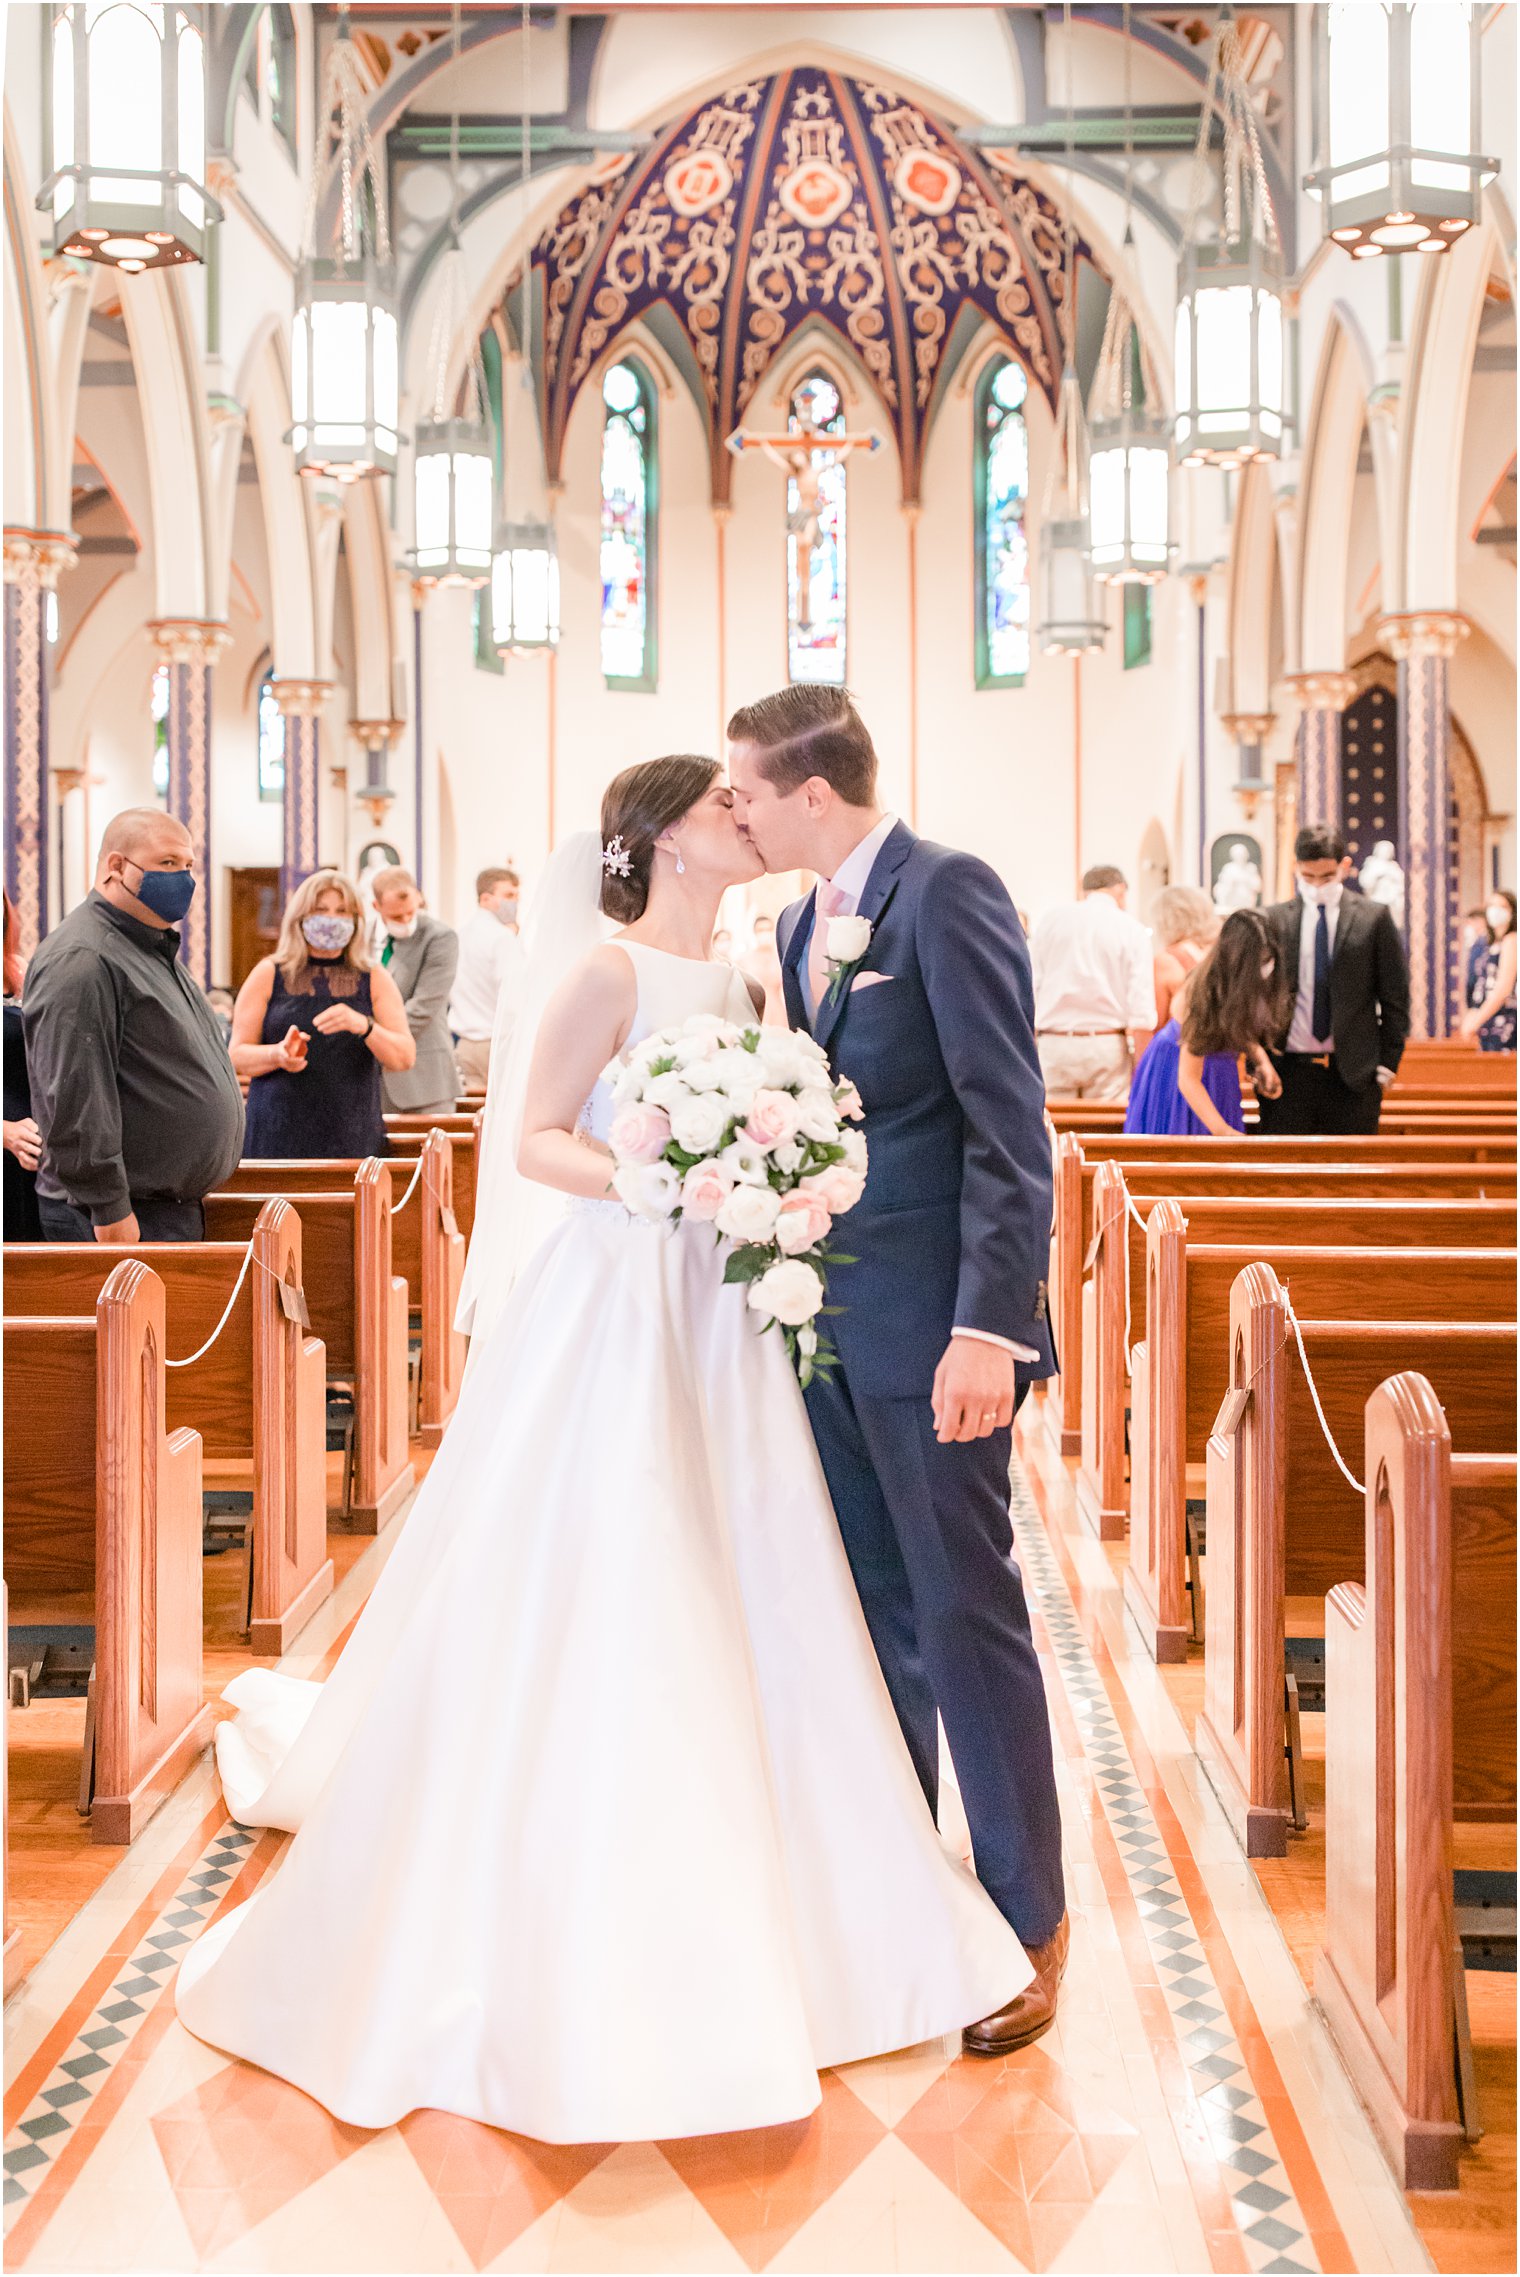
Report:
602,835,633,879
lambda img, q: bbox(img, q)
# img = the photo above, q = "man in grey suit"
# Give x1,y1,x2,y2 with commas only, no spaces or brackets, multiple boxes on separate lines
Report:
371,869,460,1115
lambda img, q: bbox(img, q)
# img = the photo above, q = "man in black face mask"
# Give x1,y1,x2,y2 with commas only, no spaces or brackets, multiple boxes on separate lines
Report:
23,808,245,1242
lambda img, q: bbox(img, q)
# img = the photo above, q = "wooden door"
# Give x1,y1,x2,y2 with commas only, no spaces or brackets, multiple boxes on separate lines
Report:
228,868,281,989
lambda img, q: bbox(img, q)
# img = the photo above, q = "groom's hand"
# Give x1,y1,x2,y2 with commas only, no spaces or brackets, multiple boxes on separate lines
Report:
932,1336,1016,1444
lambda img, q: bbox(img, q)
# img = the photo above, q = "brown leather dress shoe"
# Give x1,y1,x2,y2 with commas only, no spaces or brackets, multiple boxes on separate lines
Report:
962,1913,1071,2056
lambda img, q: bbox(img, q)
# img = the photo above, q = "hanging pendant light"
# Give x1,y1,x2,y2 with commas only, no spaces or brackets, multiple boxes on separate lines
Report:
410,10,493,586
289,9,399,482
41,2,218,271
1175,15,1285,469
491,0,559,655
1088,12,1171,587
1305,2,1495,257
1038,5,1106,655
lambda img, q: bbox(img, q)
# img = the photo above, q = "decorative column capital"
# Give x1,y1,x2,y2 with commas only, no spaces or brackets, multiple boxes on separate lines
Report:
1376,611,1471,662
148,617,231,665
1220,712,1277,746
4,528,78,586
350,717,406,754
270,677,333,719
1281,670,1358,713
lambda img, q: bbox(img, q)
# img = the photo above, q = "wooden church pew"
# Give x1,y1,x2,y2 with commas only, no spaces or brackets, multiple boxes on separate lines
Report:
3,1201,331,1655
205,1166,413,1532
3,1261,211,1843
1077,1173,1512,1538
1055,1147,1520,1466
387,1122,478,1245
1126,1227,1516,1660
1316,1371,1516,2192
217,1135,466,1445
1196,1263,1516,1858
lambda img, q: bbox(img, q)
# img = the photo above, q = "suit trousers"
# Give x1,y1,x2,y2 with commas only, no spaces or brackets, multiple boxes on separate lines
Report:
1255,1053,1382,1137
805,1360,1065,1951
39,1195,205,1242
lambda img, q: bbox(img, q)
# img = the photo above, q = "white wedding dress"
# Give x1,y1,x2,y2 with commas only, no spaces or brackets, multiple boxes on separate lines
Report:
175,944,1030,2143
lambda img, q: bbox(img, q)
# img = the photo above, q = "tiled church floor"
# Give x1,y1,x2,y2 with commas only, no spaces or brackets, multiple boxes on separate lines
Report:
0,1409,1489,2276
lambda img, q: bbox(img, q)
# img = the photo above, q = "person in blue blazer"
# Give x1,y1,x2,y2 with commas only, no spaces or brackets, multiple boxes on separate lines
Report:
728,684,1067,2054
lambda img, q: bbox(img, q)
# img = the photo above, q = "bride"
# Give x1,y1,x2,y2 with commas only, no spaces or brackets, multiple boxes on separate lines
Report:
175,754,1030,2144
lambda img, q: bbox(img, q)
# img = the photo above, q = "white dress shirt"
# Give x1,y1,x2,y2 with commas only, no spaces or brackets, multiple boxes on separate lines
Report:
449,907,525,1042
803,811,1036,1369
1285,882,1340,1054
1029,893,1156,1035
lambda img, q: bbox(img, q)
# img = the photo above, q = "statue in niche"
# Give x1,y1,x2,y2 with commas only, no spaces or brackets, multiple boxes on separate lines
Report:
1358,839,1406,927
1212,841,1263,913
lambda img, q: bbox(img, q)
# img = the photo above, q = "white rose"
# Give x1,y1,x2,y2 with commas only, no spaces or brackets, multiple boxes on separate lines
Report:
678,1013,731,1043
721,1137,773,1187
747,1257,825,1326
613,1160,681,1220
798,1325,818,1359
825,914,873,965
642,1070,693,1112
673,1024,728,1067
773,1137,804,1176
681,1055,725,1093
708,1047,763,1113
716,1181,783,1243
840,1128,868,1174
610,1065,644,1105
668,1090,732,1155
795,1092,843,1144
756,1029,808,1088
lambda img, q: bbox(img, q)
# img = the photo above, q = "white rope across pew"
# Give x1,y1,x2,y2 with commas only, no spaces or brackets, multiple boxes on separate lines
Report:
164,1237,257,1368
389,1152,425,1213
1283,1298,1367,1498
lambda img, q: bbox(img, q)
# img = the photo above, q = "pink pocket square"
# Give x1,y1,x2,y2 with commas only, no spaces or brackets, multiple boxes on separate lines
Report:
850,972,894,992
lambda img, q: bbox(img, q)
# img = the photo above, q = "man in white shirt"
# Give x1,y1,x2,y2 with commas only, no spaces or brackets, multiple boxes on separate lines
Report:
448,866,524,1091
1029,865,1156,1101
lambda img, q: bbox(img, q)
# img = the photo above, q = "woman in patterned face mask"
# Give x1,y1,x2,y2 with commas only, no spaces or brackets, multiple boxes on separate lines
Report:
232,870,416,1159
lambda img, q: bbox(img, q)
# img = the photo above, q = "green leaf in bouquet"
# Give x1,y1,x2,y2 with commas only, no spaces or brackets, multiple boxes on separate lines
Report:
740,1028,761,1052
818,1250,857,1267
721,1244,775,1285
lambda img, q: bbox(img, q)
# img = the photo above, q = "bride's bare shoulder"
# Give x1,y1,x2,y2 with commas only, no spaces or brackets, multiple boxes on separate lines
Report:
547,941,639,1017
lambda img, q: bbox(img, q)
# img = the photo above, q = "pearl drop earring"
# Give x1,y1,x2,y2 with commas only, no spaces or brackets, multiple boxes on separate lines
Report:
675,850,685,875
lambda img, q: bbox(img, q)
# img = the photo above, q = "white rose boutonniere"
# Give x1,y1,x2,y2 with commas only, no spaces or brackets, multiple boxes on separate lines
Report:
823,913,873,1007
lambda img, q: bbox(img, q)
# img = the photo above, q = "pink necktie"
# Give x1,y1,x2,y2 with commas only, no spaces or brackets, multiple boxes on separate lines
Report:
807,880,850,1017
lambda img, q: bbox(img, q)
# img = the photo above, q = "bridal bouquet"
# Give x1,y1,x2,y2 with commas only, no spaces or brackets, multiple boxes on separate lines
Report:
603,1014,867,1385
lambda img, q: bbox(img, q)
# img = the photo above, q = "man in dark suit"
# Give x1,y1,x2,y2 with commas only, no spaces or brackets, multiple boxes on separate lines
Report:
1259,823,1411,1136
728,686,1066,2055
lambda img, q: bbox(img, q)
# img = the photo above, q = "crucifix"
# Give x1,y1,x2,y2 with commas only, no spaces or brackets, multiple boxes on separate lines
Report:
725,420,882,627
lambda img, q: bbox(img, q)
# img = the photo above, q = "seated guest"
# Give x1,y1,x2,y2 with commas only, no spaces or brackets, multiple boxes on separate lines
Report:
1459,889,1517,1053
371,869,460,1116
1148,885,1218,1028
1257,824,1411,1136
3,889,42,1240
233,870,414,1159
1126,911,1285,1136
1030,864,1156,1101
448,865,523,1091
1460,905,1491,1007
23,809,245,1242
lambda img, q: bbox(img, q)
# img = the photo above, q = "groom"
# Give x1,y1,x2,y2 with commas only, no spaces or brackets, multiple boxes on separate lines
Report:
728,685,1067,2053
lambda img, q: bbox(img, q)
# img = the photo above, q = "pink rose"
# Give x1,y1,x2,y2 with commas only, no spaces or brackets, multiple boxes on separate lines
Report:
775,1188,833,1256
742,1088,801,1153
681,1158,736,1221
610,1102,672,1165
803,1162,866,1216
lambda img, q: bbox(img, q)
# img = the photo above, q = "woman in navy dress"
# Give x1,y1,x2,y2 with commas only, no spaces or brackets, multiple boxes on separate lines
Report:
1460,889,1517,1055
1126,911,1288,1137
232,871,416,1158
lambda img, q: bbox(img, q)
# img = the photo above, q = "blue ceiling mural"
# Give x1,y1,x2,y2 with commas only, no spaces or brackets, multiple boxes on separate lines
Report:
517,68,1099,504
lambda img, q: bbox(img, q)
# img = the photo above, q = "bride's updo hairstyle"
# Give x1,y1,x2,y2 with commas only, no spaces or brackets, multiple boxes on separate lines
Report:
599,754,720,921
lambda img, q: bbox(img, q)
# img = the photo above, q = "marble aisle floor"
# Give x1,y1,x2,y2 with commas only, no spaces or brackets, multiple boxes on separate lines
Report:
3,1420,1435,2276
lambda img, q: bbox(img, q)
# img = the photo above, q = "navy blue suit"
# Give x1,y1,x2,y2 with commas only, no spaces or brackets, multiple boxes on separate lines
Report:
780,820,1064,1948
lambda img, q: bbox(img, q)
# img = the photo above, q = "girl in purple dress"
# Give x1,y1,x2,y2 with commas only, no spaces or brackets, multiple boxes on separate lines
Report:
1126,911,1288,1137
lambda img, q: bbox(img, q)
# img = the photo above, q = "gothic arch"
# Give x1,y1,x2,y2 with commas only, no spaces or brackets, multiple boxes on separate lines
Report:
1399,220,1504,612
1296,311,1374,672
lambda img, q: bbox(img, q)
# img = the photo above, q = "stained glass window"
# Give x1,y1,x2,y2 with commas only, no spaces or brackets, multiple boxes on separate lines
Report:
787,372,847,687
600,359,657,687
258,672,285,802
974,358,1030,687
151,663,169,799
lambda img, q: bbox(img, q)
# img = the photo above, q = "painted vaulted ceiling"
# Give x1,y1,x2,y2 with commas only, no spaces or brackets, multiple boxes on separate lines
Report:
513,68,1099,505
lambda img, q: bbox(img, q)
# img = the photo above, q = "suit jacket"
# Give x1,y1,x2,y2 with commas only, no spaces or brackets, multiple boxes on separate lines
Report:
381,912,460,1110
779,821,1054,1399
1264,892,1411,1091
